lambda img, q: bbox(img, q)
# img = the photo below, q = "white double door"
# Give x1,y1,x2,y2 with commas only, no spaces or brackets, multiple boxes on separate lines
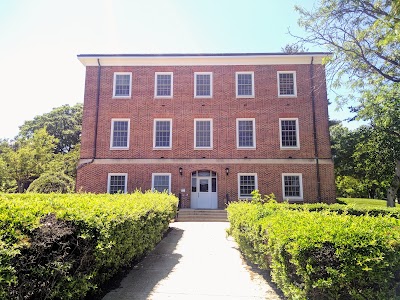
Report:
191,171,218,209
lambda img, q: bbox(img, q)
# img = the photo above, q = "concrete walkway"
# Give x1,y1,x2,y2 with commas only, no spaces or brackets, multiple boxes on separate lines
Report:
102,222,284,300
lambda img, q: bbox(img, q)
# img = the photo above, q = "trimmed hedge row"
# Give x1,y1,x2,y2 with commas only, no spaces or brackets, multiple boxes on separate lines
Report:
227,202,400,300
0,192,178,299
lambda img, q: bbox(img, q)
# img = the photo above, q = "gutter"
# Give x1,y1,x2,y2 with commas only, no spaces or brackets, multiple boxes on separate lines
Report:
310,56,322,202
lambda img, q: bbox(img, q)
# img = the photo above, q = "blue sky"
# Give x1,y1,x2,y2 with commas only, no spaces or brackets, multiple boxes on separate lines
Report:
0,0,355,140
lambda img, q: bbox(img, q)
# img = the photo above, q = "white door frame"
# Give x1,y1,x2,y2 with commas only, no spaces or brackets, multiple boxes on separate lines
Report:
191,170,218,209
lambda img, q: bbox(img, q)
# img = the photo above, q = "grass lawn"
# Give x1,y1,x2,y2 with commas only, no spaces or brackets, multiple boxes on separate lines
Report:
338,197,400,209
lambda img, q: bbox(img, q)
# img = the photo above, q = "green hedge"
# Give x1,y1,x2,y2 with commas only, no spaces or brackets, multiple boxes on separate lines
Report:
0,192,178,299
227,202,400,300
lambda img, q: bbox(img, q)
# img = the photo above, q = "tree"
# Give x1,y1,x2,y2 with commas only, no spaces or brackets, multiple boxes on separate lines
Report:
27,172,75,193
293,0,399,86
2,128,58,192
281,43,308,53
294,0,400,206
18,103,83,153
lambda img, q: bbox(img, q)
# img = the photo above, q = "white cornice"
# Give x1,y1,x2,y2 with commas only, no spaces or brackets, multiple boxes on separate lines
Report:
77,54,328,67
78,158,333,166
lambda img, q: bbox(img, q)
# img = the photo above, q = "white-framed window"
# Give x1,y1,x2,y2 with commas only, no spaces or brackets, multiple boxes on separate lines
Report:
236,118,256,149
155,72,173,98
279,118,300,149
194,119,213,149
113,72,132,98
282,173,303,200
152,173,171,193
278,71,297,97
153,119,172,149
110,119,130,150
107,173,128,194
236,72,254,98
238,173,258,199
194,72,213,98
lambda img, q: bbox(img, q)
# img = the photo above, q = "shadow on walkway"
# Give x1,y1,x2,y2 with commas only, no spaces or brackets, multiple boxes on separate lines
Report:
239,251,286,299
102,227,184,300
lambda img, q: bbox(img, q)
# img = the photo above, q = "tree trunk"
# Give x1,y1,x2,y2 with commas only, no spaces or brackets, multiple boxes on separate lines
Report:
387,160,400,207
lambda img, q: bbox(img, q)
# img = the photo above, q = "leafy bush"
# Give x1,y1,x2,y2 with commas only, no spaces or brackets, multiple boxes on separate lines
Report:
27,172,75,193
251,190,277,204
0,192,178,299
227,202,400,300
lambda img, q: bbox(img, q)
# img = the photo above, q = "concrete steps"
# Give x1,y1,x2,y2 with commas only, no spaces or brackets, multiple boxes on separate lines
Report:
176,209,228,222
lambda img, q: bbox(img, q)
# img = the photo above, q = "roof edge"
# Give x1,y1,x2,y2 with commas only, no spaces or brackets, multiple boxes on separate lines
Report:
77,52,331,58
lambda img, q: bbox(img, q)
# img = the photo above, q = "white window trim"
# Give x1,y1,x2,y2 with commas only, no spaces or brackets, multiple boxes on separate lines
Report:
154,72,173,98
194,72,213,98
236,118,256,149
194,118,213,150
279,118,300,150
277,71,297,98
153,118,173,150
112,72,132,98
107,173,128,194
237,173,258,199
110,118,130,150
236,71,255,98
282,173,303,201
152,173,172,193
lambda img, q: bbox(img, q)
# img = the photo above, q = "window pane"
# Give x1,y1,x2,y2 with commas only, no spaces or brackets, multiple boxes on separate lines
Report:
212,178,216,192
192,177,197,192
155,121,171,147
109,175,126,194
153,175,170,192
199,179,208,192
157,74,172,96
238,120,254,147
115,74,130,96
279,73,295,95
196,74,211,96
281,120,297,147
198,170,210,177
196,120,211,147
284,175,301,197
237,74,253,96
240,175,255,197
112,121,128,148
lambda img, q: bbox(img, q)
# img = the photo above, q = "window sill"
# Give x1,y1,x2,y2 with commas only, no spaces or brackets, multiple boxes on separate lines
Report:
284,198,303,202
112,96,131,99
236,95,255,99
153,147,172,150
154,96,173,99
237,147,256,150
194,96,212,99
110,147,129,150
194,147,213,150
280,147,300,150
278,95,297,98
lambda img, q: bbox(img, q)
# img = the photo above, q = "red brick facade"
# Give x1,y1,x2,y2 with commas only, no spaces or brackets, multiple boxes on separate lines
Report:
76,53,336,207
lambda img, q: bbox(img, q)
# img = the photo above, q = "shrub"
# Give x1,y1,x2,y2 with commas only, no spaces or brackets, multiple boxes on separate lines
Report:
0,192,178,299
227,202,400,300
27,172,75,193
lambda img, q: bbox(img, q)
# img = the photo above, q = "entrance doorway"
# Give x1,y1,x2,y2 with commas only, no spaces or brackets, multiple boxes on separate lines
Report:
191,170,218,209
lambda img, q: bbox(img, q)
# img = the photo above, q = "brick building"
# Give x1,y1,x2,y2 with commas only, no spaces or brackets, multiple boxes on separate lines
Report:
76,53,336,208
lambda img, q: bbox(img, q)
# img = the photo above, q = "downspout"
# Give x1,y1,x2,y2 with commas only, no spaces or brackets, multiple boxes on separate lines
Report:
93,58,101,159
76,58,101,171
310,57,322,202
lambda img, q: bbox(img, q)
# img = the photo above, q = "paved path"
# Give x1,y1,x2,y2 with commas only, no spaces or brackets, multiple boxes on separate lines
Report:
103,222,284,300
